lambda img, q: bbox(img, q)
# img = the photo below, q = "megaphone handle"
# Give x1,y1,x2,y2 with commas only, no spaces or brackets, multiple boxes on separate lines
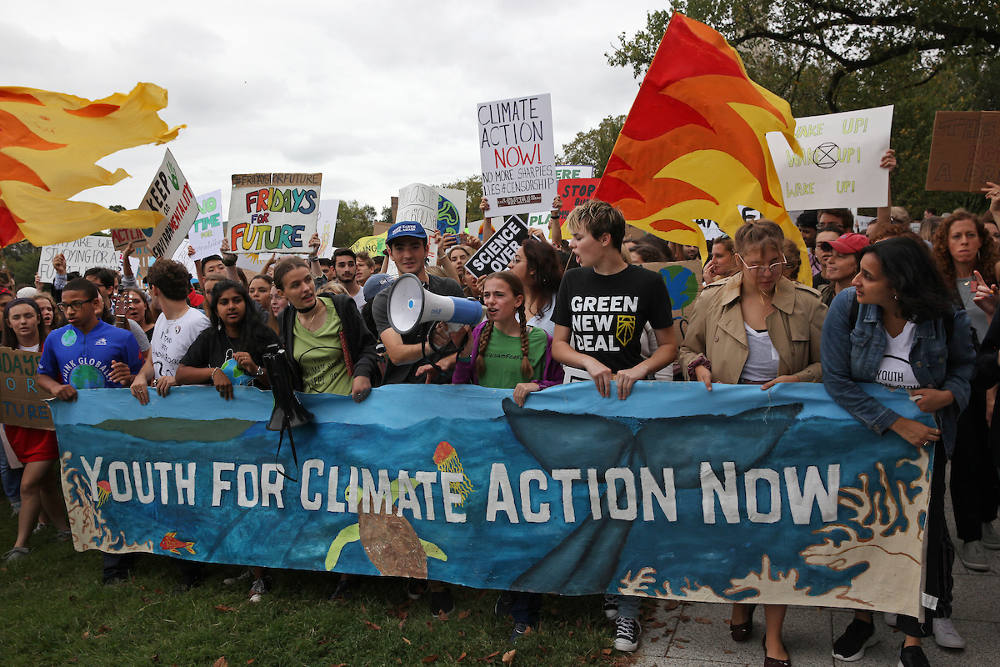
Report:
426,323,467,358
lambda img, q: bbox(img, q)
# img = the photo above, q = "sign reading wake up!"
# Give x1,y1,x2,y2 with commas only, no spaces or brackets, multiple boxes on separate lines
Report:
228,173,322,254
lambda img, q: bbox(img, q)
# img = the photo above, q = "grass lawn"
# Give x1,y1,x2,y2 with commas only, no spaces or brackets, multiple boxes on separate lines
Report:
0,502,639,666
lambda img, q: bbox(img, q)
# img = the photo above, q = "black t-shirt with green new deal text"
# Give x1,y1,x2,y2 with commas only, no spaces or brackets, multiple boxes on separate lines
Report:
551,265,672,372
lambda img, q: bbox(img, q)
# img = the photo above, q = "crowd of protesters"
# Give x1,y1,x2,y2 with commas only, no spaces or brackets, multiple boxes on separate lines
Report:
2,166,1000,666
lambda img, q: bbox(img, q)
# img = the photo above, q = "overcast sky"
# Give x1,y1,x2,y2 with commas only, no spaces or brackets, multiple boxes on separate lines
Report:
5,0,659,216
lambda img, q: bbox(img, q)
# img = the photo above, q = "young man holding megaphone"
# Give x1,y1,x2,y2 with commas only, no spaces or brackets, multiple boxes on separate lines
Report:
371,221,469,386
370,221,467,616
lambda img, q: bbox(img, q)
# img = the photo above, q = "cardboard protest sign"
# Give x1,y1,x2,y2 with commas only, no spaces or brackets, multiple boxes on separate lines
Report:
140,149,199,259
765,105,893,210
465,214,529,278
478,94,556,217
555,165,595,180
437,188,467,236
187,190,225,260
110,226,150,251
315,199,341,260
171,239,198,279
0,346,53,430
228,173,322,254
925,111,1000,192
55,382,935,616
37,236,117,284
640,260,703,324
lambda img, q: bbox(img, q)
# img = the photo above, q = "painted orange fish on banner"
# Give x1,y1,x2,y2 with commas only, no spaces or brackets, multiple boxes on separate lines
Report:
159,531,196,555
595,13,808,281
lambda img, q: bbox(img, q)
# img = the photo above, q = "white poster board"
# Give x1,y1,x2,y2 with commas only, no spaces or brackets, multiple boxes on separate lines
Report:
228,173,322,254
37,236,117,283
766,105,893,210
188,190,225,260
397,183,440,261
171,239,199,279
555,165,595,179
478,93,556,217
315,199,341,260
140,149,199,259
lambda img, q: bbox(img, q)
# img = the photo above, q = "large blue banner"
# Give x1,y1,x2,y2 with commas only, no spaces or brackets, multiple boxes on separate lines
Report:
53,383,934,615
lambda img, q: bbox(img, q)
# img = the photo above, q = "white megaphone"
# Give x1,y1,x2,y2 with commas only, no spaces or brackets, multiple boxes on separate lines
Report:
387,273,485,335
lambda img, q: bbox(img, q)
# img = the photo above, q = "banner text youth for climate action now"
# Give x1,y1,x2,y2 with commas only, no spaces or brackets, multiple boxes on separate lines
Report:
76,456,841,527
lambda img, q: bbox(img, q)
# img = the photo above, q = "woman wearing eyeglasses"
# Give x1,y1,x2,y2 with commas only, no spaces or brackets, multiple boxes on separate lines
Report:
679,219,827,667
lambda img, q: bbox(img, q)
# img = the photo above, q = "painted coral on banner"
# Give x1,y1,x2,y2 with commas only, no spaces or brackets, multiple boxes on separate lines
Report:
595,13,809,281
53,383,933,616
0,83,182,247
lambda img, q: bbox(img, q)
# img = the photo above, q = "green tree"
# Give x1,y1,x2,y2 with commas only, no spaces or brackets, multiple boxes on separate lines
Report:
333,200,377,247
606,2,1000,215
0,241,41,286
557,115,626,177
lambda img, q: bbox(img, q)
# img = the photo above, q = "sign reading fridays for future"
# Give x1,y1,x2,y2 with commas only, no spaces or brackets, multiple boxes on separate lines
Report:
465,214,530,278
765,105,893,210
478,94,557,217
139,149,199,259
228,173,322,255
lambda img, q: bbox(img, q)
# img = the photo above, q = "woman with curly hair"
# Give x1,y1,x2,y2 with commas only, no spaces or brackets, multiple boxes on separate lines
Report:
507,236,564,336
931,210,1000,584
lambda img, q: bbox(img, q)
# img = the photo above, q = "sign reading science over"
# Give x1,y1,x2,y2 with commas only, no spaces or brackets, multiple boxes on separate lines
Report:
465,214,529,278
765,105,893,210
228,173,322,254
478,94,556,217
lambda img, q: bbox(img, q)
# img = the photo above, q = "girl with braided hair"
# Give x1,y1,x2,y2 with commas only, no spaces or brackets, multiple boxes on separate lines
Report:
451,271,563,641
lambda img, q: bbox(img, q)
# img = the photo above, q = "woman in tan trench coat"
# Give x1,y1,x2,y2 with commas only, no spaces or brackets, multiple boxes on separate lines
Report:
679,220,827,667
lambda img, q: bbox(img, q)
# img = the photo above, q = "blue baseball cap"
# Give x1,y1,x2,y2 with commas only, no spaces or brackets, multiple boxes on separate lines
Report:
386,221,428,244
363,273,395,302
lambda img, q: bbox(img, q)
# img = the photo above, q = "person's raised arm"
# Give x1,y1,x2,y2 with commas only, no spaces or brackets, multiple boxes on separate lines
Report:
220,238,240,282
875,149,896,226
548,195,563,246
983,181,1000,224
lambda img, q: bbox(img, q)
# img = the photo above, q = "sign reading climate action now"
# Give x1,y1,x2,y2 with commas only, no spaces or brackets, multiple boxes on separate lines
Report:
478,94,556,217
465,214,529,278
54,383,933,616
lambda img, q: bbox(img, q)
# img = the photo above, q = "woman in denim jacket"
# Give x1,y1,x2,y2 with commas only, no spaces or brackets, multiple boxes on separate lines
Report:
821,237,975,667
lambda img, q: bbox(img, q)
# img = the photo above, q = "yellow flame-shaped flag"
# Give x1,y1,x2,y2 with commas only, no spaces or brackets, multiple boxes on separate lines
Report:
596,13,809,282
0,83,183,247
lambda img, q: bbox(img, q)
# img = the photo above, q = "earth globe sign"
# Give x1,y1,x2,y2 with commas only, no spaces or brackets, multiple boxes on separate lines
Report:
811,142,840,170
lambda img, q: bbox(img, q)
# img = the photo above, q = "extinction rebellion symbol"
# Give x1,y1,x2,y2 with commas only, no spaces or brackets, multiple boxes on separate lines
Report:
811,142,839,169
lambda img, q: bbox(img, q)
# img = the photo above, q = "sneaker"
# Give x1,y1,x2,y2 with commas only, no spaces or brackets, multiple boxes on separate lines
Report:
429,589,454,617
3,546,29,561
959,540,989,571
10,501,20,516
249,577,268,603
931,617,966,649
32,522,50,534
603,594,619,620
406,579,428,600
832,618,877,661
510,622,533,642
885,612,898,628
614,616,641,652
223,568,253,585
57,529,73,542
898,643,930,667
982,522,1000,550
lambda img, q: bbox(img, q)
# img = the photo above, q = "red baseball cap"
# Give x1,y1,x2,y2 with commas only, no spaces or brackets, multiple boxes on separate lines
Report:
822,233,869,255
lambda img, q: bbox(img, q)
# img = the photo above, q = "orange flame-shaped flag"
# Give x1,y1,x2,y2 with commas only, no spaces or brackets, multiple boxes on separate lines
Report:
596,13,809,282
0,83,183,248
